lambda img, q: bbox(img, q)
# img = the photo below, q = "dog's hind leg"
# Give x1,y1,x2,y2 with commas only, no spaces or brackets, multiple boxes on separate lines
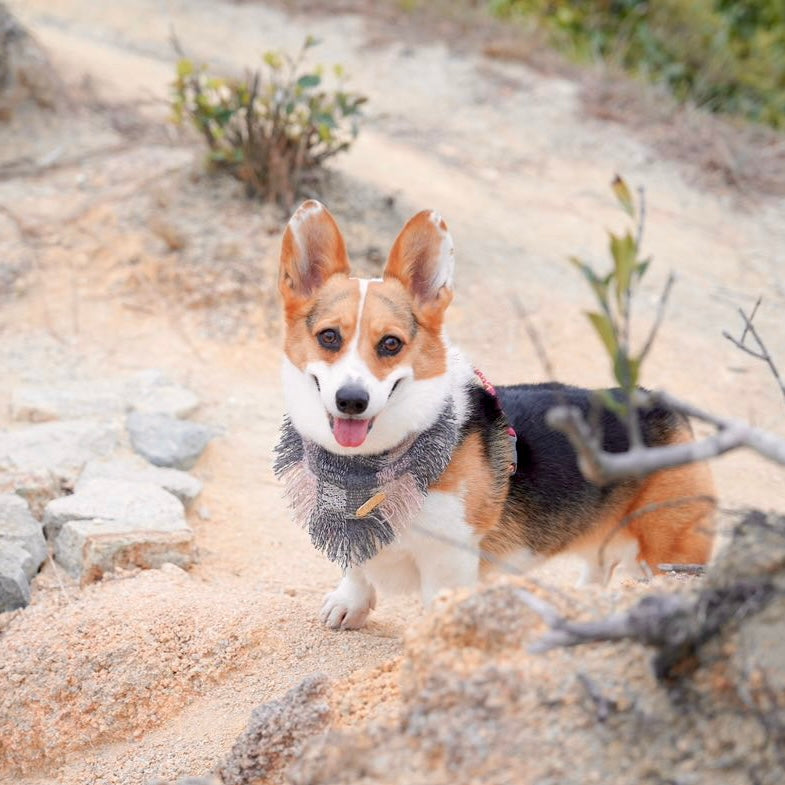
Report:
624,441,717,572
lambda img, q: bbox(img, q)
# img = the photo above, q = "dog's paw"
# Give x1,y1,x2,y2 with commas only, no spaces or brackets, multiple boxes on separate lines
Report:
319,580,377,630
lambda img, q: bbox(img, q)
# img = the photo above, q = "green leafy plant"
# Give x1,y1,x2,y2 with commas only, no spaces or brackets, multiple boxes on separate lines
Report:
548,176,785,487
570,175,674,441
171,36,367,206
489,0,785,129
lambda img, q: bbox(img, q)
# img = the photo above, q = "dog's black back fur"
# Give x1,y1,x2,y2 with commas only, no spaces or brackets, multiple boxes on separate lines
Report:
477,382,687,555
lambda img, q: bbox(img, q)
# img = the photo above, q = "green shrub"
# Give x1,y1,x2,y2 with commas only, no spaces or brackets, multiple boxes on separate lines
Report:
489,0,785,128
171,37,367,206
569,176,655,402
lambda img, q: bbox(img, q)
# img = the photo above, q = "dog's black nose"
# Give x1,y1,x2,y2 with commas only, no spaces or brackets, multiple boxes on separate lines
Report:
336,385,369,415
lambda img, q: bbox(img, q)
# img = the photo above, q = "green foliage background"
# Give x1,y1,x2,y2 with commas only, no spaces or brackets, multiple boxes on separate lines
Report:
489,0,785,128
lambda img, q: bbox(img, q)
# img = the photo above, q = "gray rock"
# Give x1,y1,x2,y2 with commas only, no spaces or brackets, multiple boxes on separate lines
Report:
54,518,195,583
0,541,32,612
44,477,186,540
77,456,202,508
10,369,200,423
126,412,213,470
0,420,119,514
125,369,200,419
47,478,195,581
11,380,127,423
0,494,47,579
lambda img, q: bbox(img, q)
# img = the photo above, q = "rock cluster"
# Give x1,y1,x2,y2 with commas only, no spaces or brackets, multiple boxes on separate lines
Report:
0,370,211,608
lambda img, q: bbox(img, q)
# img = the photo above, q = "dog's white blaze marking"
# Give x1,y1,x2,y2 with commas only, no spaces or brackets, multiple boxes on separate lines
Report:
307,278,380,405
346,277,370,355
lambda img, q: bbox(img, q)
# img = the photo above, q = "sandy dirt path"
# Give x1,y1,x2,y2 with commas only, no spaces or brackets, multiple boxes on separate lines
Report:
1,1,784,782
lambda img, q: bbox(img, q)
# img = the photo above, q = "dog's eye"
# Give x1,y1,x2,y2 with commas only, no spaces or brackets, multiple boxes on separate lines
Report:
378,335,403,356
317,329,341,351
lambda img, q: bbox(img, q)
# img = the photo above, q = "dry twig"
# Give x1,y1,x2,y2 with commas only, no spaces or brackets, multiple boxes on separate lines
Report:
510,294,556,380
723,297,785,405
637,272,676,365
546,388,785,486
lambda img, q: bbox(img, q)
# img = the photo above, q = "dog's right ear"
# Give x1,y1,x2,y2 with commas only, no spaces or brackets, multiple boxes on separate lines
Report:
279,200,350,312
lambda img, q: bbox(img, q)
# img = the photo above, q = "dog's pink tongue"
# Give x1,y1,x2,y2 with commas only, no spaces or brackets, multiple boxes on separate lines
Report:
333,417,371,448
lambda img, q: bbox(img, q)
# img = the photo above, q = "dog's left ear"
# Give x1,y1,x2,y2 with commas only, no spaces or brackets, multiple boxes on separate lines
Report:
280,200,351,310
384,210,454,314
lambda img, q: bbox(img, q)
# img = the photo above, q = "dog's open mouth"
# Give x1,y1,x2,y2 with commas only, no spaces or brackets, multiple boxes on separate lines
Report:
328,414,375,448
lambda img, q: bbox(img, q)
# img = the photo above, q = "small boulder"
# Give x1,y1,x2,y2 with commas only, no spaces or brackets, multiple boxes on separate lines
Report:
0,420,119,514
126,412,213,470
124,369,200,418
77,456,202,508
44,477,186,539
11,380,127,423
0,493,46,578
45,478,195,582
0,540,32,612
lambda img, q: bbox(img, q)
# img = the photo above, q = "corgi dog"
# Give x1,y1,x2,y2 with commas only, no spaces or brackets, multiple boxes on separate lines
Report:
277,200,715,630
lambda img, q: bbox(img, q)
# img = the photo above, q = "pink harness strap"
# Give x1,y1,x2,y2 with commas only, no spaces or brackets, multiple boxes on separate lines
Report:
474,368,518,474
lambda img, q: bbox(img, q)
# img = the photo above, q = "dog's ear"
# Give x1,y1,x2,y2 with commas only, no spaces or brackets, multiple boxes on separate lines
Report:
280,200,350,308
384,210,454,313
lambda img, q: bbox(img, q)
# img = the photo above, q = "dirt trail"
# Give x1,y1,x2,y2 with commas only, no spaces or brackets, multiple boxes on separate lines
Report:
1,0,784,782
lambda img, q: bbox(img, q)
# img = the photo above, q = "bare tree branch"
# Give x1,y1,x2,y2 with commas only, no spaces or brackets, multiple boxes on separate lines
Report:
723,297,785,405
529,593,690,654
634,184,646,251
637,272,676,364
510,295,556,380
739,295,761,345
546,389,785,486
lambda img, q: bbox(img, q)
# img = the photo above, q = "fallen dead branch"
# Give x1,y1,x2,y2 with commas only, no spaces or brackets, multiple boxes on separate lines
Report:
517,510,785,683
528,579,775,681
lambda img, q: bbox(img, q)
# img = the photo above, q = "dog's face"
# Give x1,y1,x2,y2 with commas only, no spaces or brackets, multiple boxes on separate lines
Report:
279,201,455,455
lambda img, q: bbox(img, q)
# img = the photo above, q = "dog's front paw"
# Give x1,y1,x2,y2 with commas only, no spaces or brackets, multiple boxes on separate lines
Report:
320,579,376,630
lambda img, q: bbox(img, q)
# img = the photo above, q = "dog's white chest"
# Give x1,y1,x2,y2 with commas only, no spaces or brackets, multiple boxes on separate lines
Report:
361,489,480,604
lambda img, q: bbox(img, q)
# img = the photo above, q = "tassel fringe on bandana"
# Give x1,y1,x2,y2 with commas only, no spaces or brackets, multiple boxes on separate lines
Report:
273,405,460,570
